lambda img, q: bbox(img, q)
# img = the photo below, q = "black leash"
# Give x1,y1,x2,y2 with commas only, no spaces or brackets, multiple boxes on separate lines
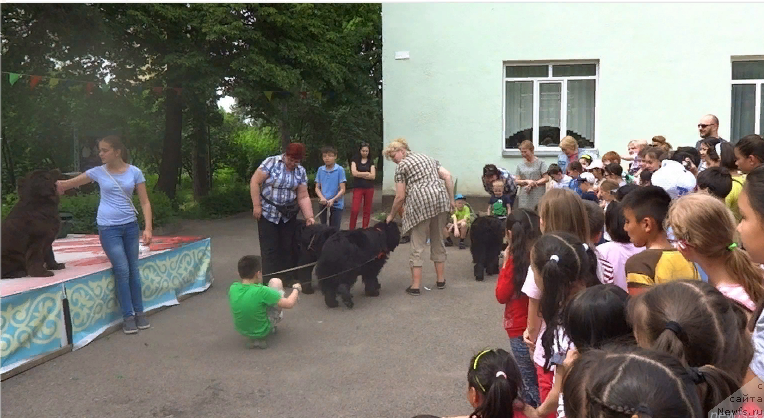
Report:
263,253,386,285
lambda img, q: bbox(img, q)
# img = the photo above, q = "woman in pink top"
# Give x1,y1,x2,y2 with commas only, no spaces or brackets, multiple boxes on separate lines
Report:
667,193,764,313
596,201,644,291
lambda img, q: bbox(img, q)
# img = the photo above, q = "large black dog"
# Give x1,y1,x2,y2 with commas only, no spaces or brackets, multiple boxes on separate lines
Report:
314,221,401,308
469,215,505,281
292,221,338,294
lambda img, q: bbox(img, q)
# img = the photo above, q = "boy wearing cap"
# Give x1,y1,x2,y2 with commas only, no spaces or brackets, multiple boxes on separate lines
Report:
578,172,599,202
444,194,471,249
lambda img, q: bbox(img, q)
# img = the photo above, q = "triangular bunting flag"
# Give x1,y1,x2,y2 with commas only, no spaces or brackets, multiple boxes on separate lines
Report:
101,83,110,92
173,87,182,95
135,85,144,93
299,91,307,100
327,91,336,100
49,78,60,87
264,91,274,101
63,80,75,89
29,75,43,90
313,91,322,101
152,86,164,95
85,82,95,94
8,73,20,86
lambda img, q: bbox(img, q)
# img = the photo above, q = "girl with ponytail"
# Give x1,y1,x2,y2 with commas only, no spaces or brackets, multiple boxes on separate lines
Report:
520,232,600,417
627,280,753,384
465,348,528,418
563,346,738,418
667,192,764,312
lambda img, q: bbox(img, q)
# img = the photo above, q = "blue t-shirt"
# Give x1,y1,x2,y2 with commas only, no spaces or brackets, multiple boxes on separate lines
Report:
316,164,347,209
85,165,146,226
567,178,583,196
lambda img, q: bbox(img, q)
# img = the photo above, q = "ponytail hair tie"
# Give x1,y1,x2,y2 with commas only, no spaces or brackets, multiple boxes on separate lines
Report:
664,321,685,339
635,404,652,415
549,255,560,262
689,367,705,384
582,243,589,251
728,243,738,251
495,371,507,379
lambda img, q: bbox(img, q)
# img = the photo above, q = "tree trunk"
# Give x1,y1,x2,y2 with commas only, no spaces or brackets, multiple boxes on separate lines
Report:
191,102,210,200
1,124,17,190
278,102,291,151
155,87,184,200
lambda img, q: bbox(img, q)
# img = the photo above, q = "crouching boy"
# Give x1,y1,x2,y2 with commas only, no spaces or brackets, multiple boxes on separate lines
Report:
229,255,302,349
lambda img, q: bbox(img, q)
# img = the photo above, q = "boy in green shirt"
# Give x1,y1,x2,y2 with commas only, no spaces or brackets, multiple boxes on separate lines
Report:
444,194,472,249
229,255,302,349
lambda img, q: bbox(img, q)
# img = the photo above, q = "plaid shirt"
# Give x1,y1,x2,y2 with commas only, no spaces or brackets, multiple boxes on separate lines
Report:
395,152,451,234
482,167,517,197
258,155,307,224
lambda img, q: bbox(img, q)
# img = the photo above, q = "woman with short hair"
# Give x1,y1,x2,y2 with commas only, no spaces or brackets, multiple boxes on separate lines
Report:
385,138,454,295
557,135,580,173
250,143,315,290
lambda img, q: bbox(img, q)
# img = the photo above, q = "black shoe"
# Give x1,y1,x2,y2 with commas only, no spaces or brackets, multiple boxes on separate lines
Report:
436,280,446,289
405,286,420,296
458,240,466,250
401,236,411,244
444,238,454,247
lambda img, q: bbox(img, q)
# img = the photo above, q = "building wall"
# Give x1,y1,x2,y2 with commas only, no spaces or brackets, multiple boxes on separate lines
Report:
381,3,764,195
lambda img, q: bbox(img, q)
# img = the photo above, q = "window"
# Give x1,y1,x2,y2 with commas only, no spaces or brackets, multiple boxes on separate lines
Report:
731,59,764,141
504,62,597,151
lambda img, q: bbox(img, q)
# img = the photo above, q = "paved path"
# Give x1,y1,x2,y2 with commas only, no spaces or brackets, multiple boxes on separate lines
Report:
1,195,509,418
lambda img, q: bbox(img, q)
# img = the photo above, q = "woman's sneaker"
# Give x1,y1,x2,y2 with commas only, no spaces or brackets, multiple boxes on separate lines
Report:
123,316,138,334
135,313,150,330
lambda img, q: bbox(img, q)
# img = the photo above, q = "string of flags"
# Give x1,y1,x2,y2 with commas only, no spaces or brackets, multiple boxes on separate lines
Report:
3,71,336,101
3,71,182,96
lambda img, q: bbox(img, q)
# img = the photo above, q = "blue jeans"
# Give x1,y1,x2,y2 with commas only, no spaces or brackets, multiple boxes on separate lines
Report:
98,222,144,319
510,336,541,408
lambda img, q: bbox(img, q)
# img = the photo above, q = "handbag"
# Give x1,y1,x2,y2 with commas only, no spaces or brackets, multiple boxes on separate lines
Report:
102,166,139,215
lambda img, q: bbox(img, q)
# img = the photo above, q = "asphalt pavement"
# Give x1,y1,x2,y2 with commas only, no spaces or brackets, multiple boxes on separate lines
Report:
1,191,509,418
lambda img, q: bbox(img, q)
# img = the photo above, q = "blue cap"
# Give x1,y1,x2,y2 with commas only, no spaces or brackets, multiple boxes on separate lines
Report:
455,194,466,200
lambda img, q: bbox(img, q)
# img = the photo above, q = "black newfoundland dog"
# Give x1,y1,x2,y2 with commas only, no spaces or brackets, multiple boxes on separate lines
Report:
314,221,401,308
291,221,338,294
469,216,505,281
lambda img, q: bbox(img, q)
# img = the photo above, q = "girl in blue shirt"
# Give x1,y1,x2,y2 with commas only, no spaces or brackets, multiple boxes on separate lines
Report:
57,136,154,335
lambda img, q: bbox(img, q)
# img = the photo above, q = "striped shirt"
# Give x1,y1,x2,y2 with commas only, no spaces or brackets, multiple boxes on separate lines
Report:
258,155,307,224
394,152,451,234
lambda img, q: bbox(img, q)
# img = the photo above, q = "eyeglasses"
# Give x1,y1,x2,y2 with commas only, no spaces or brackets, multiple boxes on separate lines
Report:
698,123,716,129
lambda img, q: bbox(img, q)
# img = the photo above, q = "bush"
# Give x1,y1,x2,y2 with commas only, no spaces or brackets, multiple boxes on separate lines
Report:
1,192,19,220
194,183,252,219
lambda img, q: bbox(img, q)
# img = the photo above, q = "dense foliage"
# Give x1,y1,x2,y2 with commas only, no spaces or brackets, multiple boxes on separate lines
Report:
1,3,382,225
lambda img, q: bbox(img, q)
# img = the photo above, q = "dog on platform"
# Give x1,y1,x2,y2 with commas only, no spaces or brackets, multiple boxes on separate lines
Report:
469,215,505,281
314,221,401,308
2,169,66,278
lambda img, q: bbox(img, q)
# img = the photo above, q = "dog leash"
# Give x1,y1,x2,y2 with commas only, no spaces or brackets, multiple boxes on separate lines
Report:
262,253,385,284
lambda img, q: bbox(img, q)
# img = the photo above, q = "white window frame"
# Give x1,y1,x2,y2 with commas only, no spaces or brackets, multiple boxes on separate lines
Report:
730,58,763,138
502,60,599,156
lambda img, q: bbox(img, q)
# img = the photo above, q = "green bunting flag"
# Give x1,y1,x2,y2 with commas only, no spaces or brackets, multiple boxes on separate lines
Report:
8,73,20,85
101,83,110,92
49,78,60,87
264,91,273,101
